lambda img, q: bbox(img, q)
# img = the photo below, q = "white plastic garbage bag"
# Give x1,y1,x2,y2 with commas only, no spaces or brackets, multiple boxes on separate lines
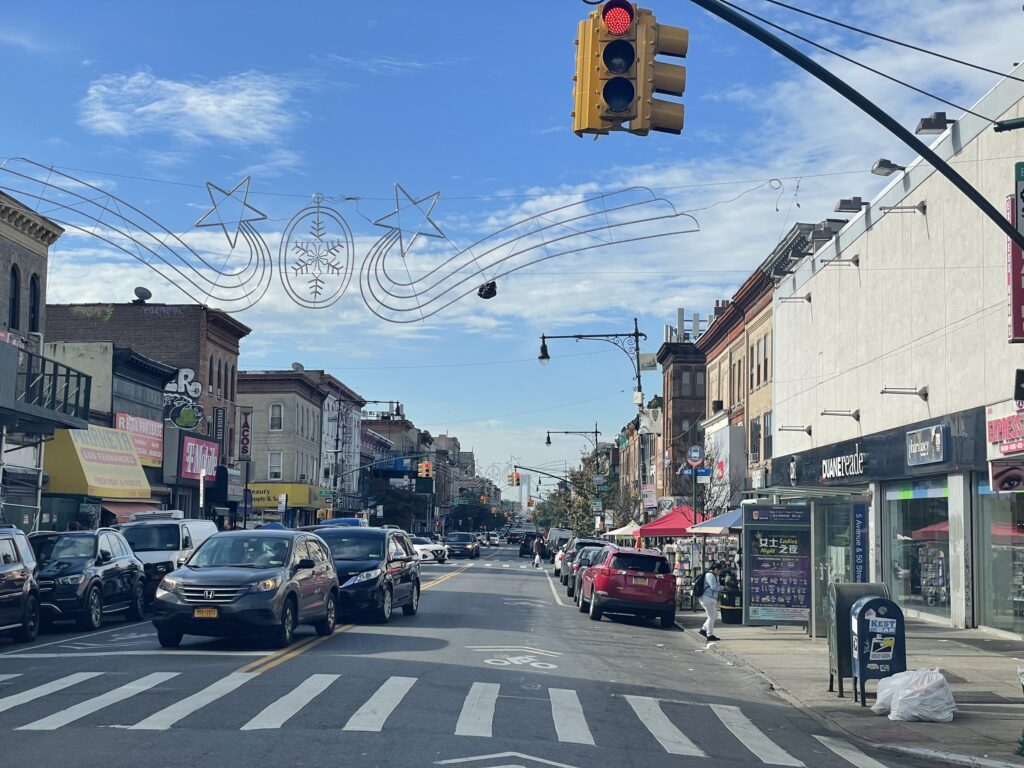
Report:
871,668,957,722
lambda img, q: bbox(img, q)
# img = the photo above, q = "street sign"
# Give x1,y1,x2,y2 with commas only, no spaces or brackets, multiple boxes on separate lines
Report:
319,488,334,498
1016,368,1024,404
276,494,287,513
593,474,606,488
591,499,602,512
686,444,705,468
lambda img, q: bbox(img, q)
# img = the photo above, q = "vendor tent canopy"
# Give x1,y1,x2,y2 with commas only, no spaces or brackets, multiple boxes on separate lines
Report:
686,508,742,536
606,521,641,537
633,506,697,538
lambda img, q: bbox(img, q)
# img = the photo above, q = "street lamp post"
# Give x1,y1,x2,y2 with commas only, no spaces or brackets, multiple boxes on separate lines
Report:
545,423,601,450
538,318,649,522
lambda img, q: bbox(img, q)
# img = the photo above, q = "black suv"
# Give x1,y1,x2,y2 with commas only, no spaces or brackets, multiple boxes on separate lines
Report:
152,530,339,648
0,525,41,643
33,528,146,630
314,527,420,623
445,532,480,559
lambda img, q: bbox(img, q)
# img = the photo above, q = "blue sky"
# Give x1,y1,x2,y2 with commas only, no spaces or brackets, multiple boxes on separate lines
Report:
1,1,1017,488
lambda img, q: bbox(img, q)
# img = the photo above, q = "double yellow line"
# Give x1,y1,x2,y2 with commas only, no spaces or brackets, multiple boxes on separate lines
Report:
237,561,474,675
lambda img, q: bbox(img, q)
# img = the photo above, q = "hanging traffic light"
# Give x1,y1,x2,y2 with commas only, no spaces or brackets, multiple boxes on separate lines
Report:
513,472,522,486
423,461,433,478
507,473,514,486
572,2,687,137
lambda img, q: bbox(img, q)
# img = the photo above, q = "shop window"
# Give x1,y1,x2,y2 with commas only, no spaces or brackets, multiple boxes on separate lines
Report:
976,482,1024,635
28,274,40,333
885,479,950,620
763,411,773,460
268,451,283,480
269,403,283,431
8,265,20,330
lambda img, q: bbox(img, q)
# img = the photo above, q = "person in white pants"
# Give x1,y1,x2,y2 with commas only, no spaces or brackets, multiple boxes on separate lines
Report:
699,563,724,642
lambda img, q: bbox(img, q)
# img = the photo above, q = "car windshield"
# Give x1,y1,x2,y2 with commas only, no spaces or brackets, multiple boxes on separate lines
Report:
29,534,61,565
411,537,432,545
447,533,473,542
121,524,180,552
188,536,291,568
321,534,385,560
47,535,97,561
610,554,671,574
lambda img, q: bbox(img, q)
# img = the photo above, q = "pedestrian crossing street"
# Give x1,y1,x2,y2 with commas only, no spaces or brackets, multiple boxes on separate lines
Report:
0,671,889,766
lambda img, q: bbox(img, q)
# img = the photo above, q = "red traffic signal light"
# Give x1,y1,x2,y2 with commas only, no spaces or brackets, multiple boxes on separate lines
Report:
602,0,634,35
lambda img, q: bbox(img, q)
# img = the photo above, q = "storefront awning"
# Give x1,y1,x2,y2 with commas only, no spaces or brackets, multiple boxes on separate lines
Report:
687,508,743,536
634,506,697,538
101,501,161,524
44,426,151,499
744,484,870,499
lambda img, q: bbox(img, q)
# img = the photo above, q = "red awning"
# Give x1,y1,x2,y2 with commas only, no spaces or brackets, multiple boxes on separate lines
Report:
912,520,1022,542
633,506,698,538
101,501,160,524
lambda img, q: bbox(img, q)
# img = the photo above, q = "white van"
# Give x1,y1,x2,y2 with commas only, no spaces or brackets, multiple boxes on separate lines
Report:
118,512,218,601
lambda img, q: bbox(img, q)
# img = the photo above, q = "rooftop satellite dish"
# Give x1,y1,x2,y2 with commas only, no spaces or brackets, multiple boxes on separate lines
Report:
291,362,304,372
133,286,152,304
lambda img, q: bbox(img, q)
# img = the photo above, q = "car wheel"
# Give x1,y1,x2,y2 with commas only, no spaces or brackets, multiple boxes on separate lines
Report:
13,594,40,643
271,597,297,648
375,586,393,624
157,631,182,648
402,581,420,616
126,580,146,621
578,590,588,613
589,595,603,622
78,586,103,631
553,568,560,578
566,581,575,598
315,592,337,636
660,611,676,629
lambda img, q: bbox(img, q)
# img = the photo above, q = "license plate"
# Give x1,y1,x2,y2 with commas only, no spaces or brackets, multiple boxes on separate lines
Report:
632,577,649,585
193,607,218,618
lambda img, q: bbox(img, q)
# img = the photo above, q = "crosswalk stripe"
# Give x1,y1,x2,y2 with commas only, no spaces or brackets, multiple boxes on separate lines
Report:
240,674,338,731
343,676,417,732
549,688,594,745
17,672,179,731
455,682,499,737
484,564,493,568
0,674,21,683
501,564,509,568
814,736,888,768
710,704,804,766
624,695,706,757
127,672,256,730
0,672,102,714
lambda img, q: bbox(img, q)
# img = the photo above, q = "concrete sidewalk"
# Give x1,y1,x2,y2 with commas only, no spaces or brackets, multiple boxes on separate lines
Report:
676,614,1024,767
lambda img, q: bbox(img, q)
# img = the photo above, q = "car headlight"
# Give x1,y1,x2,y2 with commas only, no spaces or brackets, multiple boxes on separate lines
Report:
249,577,280,593
343,568,382,587
56,574,84,586
155,576,180,598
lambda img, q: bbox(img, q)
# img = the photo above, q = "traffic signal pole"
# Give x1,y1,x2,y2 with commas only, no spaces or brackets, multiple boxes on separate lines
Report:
684,0,1024,253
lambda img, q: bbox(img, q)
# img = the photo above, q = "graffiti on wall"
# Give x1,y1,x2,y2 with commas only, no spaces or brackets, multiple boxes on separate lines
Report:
164,368,205,431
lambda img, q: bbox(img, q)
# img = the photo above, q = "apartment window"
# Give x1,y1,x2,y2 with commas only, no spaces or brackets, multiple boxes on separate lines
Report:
764,410,773,460
749,345,754,390
208,356,214,390
8,265,19,330
28,274,40,333
268,451,283,480
680,370,692,396
756,338,762,387
269,403,283,431
764,332,771,383
696,370,705,398
229,365,235,401
749,416,761,462
216,360,222,397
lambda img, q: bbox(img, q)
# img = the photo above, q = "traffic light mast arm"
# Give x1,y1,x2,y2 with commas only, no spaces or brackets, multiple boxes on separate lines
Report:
684,0,1024,252
514,464,593,495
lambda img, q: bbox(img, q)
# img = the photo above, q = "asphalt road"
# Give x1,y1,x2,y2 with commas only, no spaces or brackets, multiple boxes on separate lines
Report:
0,545,929,768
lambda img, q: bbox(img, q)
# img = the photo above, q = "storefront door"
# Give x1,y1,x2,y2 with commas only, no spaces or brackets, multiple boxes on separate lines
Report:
811,501,853,636
884,477,951,621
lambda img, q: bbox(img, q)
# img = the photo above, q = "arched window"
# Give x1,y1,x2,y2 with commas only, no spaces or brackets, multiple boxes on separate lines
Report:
208,356,214,391
8,266,20,330
28,274,40,333
270,403,283,431
217,359,222,396
229,365,235,401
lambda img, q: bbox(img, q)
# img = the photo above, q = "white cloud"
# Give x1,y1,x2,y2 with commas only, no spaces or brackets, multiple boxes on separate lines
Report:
241,149,304,178
321,53,433,76
78,70,298,145
0,30,46,52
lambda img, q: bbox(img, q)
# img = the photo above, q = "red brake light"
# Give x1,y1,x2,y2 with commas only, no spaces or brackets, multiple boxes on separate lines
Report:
602,1,634,36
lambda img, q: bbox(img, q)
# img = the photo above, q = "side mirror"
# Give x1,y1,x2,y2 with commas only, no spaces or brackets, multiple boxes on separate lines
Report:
98,550,112,564
176,556,187,567
182,537,193,550
296,558,316,571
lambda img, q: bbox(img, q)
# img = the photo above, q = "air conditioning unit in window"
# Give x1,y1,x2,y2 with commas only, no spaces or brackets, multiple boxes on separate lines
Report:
299,473,307,483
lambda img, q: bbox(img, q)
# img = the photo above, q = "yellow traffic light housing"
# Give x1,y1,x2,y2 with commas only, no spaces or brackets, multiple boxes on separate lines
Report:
572,2,688,137
417,461,427,478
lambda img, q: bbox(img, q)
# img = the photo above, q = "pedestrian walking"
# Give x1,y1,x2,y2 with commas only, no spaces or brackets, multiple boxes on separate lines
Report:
696,562,724,642
532,535,544,568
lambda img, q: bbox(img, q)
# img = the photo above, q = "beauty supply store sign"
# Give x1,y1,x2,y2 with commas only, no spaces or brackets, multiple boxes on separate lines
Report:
986,400,1024,493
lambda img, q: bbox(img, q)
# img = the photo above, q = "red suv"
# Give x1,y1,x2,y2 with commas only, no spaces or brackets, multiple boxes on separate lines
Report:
577,545,675,628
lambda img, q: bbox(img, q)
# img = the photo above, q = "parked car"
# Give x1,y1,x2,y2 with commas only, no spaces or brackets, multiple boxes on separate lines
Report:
553,546,565,577
577,545,676,628
33,529,147,631
0,525,41,642
567,545,607,599
317,527,420,623
545,528,573,563
518,533,538,558
411,536,448,563
559,537,607,586
152,530,339,648
446,532,480,559
118,515,217,602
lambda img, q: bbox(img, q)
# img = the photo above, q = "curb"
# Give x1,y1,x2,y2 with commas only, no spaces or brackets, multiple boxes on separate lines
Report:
673,620,1022,768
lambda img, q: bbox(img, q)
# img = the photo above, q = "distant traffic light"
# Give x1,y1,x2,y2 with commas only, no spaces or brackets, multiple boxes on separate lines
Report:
527,497,534,507
572,2,687,137
423,461,433,478
514,472,522,486
418,461,427,478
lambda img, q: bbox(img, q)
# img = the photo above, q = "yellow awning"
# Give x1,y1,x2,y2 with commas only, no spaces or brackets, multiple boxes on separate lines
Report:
45,426,151,499
249,483,315,509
